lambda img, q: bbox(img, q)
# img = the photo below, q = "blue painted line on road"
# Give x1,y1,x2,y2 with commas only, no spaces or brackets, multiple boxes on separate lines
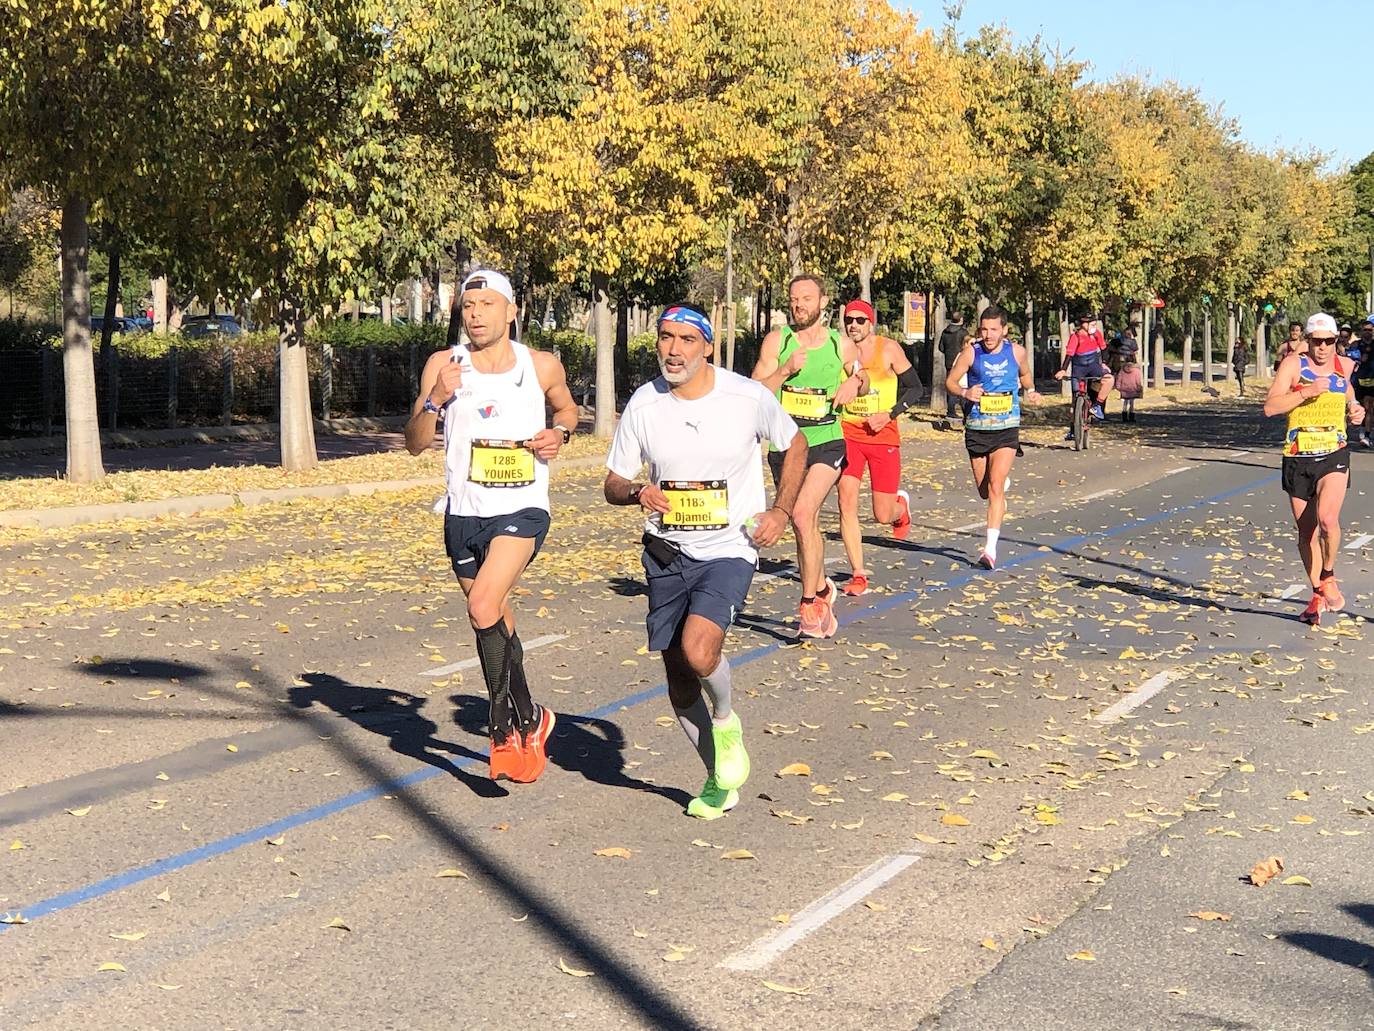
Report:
0,468,1278,934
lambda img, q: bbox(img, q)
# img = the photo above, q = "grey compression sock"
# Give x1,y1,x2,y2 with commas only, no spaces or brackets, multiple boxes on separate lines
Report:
673,695,715,772
700,655,733,721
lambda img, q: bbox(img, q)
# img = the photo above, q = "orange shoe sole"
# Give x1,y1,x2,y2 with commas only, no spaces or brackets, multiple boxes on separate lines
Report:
511,707,557,783
488,738,526,782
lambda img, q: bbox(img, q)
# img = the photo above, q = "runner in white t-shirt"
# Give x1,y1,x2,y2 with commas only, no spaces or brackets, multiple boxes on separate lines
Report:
605,302,806,819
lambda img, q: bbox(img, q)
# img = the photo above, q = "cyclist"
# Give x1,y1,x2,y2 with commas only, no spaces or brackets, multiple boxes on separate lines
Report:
1055,313,1113,440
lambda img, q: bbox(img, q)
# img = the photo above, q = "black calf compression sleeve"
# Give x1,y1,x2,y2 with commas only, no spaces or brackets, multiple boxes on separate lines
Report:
474,621,515,742
507,630,536,733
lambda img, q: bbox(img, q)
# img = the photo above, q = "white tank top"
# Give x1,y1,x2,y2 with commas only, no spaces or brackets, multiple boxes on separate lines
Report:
440,341,550,518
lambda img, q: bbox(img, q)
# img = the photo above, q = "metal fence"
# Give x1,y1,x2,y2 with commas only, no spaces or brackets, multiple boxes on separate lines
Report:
0,342,431,438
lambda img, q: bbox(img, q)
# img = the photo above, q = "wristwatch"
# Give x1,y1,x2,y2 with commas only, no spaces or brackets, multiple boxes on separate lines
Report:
422,397,443,417
554,424,573,444
629,484,645,505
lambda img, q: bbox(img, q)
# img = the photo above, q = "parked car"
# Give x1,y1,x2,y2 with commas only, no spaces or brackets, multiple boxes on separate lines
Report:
179,315,244,339
90,315,145,336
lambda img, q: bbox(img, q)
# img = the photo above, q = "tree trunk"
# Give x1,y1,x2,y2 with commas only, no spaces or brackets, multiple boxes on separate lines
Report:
1140,305,1152,395
152,275,168,335
1152,315,1165,391
278,298,318,471
858,255,876,304
60,195,105,483
100,243,121,359
381,291,392,325
1203,310,1213,387
724,225,735,370
1058,306,1071,397
1255,313,1268,382
409,278,424,324
1225,301,1237,372
1180,308,1193,393
784,182,804,277
1024,297,1035,381
930,292,948,414
614,298,630,395
592,271,615,437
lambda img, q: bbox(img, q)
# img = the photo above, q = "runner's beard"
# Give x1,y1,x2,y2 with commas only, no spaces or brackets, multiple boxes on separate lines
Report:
660,354,705,385
791,309,821,331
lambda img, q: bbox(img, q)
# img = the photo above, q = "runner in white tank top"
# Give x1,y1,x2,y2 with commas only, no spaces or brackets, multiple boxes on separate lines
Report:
405,269,579,784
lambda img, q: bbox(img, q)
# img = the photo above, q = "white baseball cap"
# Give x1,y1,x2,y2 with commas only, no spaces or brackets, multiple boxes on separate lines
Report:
460,269,514,304
1304,312,1337,338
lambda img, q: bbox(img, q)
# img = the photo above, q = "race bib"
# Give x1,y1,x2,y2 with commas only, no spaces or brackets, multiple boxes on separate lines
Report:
660,479,730,531
468,439,536,486
843,390,883,420
1295,430,1340,456
978,392,1013,415
781,385,832,424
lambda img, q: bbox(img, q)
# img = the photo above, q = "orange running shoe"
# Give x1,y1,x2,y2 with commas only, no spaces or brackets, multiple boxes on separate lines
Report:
892,490,912,541
1318,577,1344,612
842,572,870,597
1298,593,1324,626
488,733,526,782
513,705,557,783
798,597,838,638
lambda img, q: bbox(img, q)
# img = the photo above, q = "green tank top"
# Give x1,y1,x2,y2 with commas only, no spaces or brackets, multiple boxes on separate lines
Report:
775,326,845,448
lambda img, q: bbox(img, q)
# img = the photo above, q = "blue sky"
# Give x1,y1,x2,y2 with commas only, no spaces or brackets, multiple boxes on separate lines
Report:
904,1,1372,170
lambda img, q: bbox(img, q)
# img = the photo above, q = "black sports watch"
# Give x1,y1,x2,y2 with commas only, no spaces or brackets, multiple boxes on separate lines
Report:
553,424,573,444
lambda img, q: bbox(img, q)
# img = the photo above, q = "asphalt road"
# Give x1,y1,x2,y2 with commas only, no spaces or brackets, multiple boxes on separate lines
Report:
1,400,1370,1031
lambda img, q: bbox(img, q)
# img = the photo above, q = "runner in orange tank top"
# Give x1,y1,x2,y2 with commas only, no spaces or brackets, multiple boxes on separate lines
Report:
836,299,923,596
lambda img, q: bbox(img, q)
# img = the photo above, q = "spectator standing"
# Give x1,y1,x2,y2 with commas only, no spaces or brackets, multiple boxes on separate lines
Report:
1233,336,1250,397
939,310,968,421
1116,359,1143,421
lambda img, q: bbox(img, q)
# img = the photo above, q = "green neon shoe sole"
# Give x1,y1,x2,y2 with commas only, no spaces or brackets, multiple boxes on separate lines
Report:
686,775,740,820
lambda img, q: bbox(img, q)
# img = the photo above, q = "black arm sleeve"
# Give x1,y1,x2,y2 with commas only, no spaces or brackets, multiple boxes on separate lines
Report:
890,366,924,418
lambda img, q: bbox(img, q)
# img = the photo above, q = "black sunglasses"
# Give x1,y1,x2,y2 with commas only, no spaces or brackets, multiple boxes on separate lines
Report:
843,316,869,325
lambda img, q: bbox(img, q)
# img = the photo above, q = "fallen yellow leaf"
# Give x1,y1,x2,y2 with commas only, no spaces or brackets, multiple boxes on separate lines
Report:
108,931,147,941
941,813,971,827
96,962,127,973
1187,912,1231,922
435,869,469,879
323,917,351,931
776,762,812,777
762,981,812,995
720,849,755,861
1069,950,1096,961
1281,875,1313,887
594,847,633,859
558,957,594,977
66,806,92,817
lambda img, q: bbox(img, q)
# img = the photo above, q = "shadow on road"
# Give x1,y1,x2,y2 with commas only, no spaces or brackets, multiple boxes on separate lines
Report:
448,692,691,809
1281,902,1374,980
288,673,506,798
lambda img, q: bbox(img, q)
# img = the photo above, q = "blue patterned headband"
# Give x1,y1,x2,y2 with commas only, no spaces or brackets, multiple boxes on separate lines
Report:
658,305,714,343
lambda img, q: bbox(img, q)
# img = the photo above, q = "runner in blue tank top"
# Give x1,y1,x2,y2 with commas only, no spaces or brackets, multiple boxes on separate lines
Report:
944,304,1042,569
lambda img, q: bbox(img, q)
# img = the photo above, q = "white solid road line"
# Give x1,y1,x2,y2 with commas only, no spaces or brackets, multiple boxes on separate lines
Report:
1277,583,1308,601
1094,669,1186,723
1345,533,1373,551
720,850,922,972
418,634,568,678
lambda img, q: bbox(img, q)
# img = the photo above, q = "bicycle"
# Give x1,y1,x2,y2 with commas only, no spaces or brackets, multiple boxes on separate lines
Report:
1070,377,1099,451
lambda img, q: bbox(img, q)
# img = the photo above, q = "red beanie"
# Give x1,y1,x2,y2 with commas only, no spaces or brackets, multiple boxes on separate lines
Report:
843,299,875,321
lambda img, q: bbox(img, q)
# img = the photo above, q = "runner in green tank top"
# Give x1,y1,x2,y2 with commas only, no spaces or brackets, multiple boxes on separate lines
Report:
752,274,867,639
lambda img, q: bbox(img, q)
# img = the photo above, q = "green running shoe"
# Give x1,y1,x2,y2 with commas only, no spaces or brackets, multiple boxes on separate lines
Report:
686,774,739,820
711,711,750,791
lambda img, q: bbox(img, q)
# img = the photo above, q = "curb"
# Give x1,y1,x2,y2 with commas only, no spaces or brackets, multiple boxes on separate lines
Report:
0,454,610,532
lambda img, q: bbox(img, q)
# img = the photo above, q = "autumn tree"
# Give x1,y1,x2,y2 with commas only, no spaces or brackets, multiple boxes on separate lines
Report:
0,0,214,481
